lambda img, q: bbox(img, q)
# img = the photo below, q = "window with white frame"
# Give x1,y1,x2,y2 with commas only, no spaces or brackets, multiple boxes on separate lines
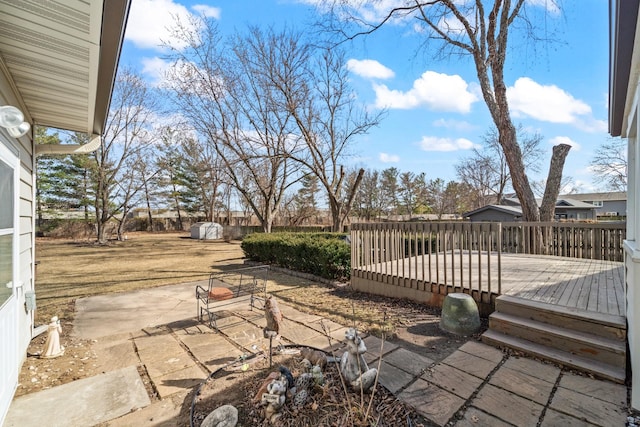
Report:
0,142,16,308
592,200,604,207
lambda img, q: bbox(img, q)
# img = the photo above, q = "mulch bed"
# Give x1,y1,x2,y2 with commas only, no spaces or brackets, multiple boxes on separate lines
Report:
183,347,432,427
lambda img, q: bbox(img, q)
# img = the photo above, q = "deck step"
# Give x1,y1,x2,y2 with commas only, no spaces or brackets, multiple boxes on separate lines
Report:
489,311,626,366
482,329,626,383
495,295,626,341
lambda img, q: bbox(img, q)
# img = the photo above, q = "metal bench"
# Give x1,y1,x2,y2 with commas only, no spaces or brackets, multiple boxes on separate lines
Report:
196,265,269,331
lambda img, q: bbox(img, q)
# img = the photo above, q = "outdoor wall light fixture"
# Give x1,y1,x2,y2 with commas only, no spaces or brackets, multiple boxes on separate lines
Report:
0,105,30,138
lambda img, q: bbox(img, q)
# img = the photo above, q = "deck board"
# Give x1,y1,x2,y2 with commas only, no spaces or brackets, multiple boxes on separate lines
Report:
354,252,625,317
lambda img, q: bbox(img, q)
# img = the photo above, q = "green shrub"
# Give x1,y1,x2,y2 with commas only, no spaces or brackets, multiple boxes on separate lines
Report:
241,232,350,281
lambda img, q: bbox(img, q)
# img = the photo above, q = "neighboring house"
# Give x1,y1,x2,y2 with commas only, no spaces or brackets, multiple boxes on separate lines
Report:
609,0,639,409
464,199,597,222
463,205,523,222
562,192,627,218
0,1,130,424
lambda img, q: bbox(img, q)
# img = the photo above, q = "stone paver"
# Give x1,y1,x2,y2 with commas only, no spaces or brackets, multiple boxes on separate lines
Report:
14,281,633,427
376,361,415,394
472,383,544,427
454,407,513,427
399,378,465,426
558,372,627,406
550,386,627,427
362,335,399,363
489,365,555,405
540,408,598,427
458,341,504,363
501,357,561,384
154,364,207,399
422,362,483,400
383,347,435,376
442,349,500,379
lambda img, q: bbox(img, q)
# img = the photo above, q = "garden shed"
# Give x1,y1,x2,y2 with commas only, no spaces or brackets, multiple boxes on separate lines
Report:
191,222,223,240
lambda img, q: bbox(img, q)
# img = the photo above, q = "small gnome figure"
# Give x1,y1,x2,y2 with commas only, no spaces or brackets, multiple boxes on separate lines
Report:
41,316,64,359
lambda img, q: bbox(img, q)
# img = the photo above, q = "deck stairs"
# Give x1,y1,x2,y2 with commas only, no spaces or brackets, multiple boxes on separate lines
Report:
482,295,627,383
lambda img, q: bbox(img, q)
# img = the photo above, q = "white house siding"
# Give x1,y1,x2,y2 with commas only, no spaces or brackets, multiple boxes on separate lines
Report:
623,40,640,409
0,88,35,422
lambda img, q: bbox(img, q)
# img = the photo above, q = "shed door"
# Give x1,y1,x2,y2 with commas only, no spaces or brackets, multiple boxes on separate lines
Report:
0,141,19,423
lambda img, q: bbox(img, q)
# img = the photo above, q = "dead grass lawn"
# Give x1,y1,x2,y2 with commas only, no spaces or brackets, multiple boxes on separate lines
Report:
35,232,398,334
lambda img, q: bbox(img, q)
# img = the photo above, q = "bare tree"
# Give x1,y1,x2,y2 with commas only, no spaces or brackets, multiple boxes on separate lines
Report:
92,68,157,243
246,26,384,231
590,137,627,191
322,0,569,222
456,125,543,205
164,19,302,232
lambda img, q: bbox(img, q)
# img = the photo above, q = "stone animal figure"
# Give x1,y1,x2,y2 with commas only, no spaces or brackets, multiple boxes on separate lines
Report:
264,295,283,334
340,328,377,392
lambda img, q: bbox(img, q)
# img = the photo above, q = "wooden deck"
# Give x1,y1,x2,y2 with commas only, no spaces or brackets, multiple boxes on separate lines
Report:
353,252,625,317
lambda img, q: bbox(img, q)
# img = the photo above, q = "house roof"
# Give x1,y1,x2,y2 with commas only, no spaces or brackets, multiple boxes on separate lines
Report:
561,191,627,202
463,205,523,218
0,0,130,135
609,0,640,137
502,197,599,209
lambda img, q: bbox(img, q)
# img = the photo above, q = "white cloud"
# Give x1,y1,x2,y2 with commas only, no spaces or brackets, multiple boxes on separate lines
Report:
432,118,475,132
373,71,478,112
549,136,581,151
418,136,477,152
192,4,221,19
141,57,170,86
526,0,560,15
507,77,604,132
126,0,219,51
379,152,400,162
347,59,395,79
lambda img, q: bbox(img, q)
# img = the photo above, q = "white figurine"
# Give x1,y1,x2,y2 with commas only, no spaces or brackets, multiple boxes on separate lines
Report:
41,316,64,358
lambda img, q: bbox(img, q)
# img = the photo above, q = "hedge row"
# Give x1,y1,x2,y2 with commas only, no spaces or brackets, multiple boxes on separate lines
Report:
241,232,350,281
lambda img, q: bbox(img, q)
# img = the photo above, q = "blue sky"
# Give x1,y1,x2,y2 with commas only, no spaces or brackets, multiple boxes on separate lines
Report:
120,0,611,192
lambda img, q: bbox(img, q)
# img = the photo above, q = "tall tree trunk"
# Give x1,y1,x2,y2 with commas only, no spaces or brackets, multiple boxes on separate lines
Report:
540,144,572,222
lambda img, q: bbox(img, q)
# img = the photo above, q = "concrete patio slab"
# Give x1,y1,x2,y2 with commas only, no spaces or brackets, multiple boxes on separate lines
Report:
5,366,150,427
74,282,199,339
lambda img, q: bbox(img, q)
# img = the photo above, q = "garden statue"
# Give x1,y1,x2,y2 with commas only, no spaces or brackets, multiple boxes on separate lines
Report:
264,295,283,336
41,316,64,359
340,328,377,392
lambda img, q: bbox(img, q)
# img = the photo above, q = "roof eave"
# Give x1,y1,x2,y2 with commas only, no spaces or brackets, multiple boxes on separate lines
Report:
609,0,640,136
92,0,130,136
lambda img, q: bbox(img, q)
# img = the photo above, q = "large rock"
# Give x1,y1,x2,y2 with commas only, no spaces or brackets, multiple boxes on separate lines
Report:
201,405,238,427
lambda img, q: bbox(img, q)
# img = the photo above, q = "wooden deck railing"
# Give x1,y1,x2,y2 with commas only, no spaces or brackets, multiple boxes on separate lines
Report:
351,222,503,298
500,221,626,261
350,221,626,304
